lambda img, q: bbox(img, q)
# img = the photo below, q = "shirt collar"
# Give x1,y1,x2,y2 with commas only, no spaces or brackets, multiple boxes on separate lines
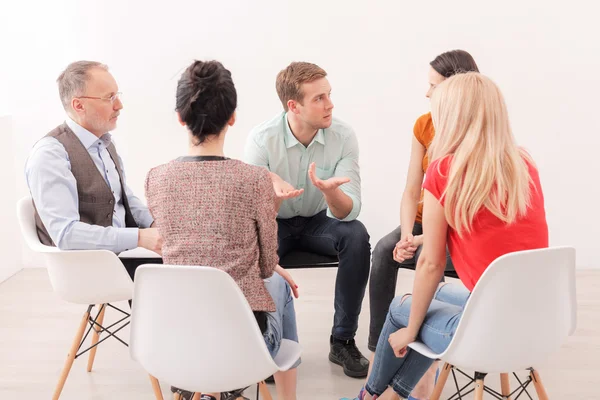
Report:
284,113,325,148
65,117,112,150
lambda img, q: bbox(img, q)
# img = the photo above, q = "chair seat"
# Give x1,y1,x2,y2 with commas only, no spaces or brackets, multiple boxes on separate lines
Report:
408,341,440,360
279,250,338,268
272,339,303,372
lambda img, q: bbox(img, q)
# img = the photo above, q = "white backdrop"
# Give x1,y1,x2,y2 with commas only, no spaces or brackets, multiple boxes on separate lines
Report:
3,0,599,272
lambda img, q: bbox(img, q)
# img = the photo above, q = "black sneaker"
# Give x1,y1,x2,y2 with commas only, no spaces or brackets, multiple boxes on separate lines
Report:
329,335,369,378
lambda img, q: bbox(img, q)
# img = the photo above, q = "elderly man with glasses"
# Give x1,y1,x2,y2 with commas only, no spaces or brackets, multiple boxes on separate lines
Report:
25,60,163,281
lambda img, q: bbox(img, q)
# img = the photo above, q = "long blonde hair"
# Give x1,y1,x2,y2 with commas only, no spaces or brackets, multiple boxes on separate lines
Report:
428,72,532,236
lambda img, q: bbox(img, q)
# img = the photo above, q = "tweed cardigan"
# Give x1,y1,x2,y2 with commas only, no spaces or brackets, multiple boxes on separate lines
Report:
145,157,279,312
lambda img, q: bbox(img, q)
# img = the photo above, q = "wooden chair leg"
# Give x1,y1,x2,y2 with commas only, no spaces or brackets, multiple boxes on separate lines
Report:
52,308,91,400
86,304,107,372
530,369,549,400
430,362,452,400
258,381,273,400
149,374,164,400
474,377,485,400
500,373,512,399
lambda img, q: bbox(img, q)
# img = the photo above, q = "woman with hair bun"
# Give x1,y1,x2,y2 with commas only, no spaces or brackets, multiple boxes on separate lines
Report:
145,60,300,400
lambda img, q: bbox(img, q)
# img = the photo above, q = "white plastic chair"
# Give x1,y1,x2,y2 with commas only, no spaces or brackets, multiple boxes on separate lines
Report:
407,246,577,400
16,196,145,399
130,264,302,400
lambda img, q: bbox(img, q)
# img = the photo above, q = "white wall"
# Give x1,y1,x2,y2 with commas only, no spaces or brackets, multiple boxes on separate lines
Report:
6,0,600,268
0,116,23,282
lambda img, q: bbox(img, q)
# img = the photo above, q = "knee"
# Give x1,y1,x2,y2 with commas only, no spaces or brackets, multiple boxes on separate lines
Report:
370,242,396,280
390,293,412,310
338,219,370,246
373,233,397,263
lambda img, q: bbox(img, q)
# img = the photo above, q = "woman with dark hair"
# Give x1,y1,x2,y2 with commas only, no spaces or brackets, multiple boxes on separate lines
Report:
145,60,299,400
367,50,479,400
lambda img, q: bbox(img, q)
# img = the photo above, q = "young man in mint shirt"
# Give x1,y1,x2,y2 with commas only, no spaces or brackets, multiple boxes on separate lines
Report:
244,61,371,378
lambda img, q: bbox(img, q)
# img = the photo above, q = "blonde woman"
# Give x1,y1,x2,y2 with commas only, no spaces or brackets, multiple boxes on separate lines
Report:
348,72,549,400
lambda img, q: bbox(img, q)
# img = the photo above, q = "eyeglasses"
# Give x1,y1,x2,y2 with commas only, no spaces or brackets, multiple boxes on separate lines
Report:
78,92,122,103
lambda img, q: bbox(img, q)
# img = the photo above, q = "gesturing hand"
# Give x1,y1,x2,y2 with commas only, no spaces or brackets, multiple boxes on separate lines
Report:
270,172,304,200
307,162,350,193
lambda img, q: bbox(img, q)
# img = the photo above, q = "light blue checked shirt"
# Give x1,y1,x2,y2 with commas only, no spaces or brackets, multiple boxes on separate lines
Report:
25,118,153,253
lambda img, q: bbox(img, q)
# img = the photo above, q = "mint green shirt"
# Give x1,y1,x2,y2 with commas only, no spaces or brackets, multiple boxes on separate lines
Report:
244,112,361,221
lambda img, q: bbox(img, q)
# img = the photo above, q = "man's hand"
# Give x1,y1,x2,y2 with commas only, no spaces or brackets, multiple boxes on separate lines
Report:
138,228,163,255
388,327,417,358
270,172,303,200
308,162,350,193
274,265,299,298
393,234,422,263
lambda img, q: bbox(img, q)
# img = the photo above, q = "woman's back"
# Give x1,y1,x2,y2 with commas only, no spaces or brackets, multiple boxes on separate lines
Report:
145,157,279,311
424,155,548,291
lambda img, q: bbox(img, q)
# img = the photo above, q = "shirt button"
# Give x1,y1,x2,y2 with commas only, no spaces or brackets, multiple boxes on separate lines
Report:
109,200,114,205
106,213,111,218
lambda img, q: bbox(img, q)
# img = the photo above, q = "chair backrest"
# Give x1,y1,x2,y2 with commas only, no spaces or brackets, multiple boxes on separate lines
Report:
16,196,58,254
16,196,133,304
130,265,280,393
442,246,577,373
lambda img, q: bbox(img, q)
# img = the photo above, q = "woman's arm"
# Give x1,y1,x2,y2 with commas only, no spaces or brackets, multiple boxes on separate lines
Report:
406,190,448,337
400,136,426,238
388,189,448,356
393,136,427,263
256,172,279,279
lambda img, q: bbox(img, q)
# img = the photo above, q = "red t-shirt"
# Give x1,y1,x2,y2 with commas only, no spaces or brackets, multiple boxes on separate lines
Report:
423,155,549,291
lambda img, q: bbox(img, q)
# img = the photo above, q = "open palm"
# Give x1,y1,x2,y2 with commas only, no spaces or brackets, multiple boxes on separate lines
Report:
308,162,350,192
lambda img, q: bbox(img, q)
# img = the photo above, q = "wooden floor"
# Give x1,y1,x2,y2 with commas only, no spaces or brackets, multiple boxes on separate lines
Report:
0,267,598,399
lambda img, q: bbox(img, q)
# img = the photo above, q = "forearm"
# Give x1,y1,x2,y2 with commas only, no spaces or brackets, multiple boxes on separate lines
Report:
126,194,154,228
273,198,283,212
405,257,446,338
323,187,353,220
258,174,279,278
270,172,285,212
58,221,139,253
400,191,420,238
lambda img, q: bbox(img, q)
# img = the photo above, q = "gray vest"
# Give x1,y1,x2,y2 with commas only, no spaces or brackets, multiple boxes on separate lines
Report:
33,123,137,246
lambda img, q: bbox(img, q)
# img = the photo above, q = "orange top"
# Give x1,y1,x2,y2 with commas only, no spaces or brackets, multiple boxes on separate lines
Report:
413,112,435,223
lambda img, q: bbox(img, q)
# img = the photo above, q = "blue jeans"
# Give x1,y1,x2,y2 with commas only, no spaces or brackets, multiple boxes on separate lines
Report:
263,272,301,368
368,223,455,351
366,283,470,398
277,210,371,340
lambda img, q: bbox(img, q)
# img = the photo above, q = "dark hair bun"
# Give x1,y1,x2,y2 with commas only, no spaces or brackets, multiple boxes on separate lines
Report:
176,60,237,144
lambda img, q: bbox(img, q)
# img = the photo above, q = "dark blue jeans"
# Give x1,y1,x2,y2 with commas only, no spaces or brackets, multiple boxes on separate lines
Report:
277,210,371,340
